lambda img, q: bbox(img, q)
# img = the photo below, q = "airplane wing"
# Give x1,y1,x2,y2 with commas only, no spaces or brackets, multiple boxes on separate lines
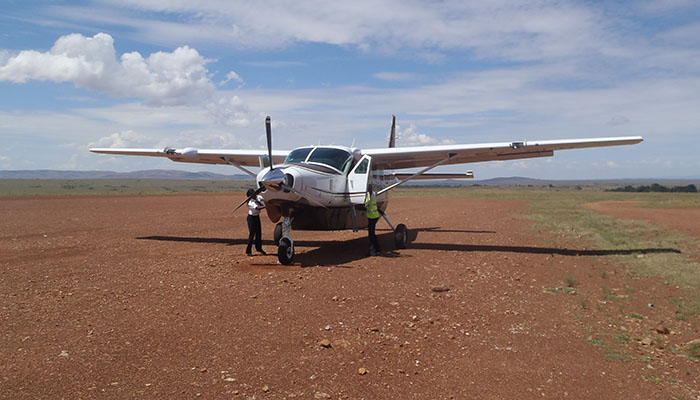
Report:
363,136,643,170
89,147,289,167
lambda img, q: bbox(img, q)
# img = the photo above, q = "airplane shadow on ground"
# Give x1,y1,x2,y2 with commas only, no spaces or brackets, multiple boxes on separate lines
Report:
138,233,402,267
409,243,681,257
377,226,497,234
138,228,680,267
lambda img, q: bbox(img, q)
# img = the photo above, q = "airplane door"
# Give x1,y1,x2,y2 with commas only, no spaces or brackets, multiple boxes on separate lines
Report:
348,155,371,205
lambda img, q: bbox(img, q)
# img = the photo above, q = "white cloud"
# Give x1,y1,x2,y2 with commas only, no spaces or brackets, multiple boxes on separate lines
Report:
206,95,251,127
396,123,455,146
0,33,216,106
219,71,243,86
373,72,419,82
88,130,151,148
49,1,613,62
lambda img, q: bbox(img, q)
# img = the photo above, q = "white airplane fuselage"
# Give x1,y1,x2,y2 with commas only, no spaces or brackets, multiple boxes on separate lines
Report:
254,145,390,230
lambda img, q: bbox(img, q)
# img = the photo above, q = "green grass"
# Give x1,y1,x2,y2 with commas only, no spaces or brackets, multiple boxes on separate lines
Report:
687,342,700,360
397,186,700,316
0,179,253,196
546,286,578,295
615,333,630,344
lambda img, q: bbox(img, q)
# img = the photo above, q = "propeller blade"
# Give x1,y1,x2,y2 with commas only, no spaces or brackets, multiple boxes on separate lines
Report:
265,116,273,170
232,187,265,213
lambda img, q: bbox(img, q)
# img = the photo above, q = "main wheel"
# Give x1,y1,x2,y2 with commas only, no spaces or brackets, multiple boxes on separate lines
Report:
394,223,408,249
273,222,283,245
278,238,294,265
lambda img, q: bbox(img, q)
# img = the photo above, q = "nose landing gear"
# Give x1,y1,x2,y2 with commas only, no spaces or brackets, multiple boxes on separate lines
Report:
276,215,294,265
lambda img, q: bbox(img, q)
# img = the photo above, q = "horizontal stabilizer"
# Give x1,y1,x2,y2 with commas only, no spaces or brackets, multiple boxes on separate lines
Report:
390,171,474,180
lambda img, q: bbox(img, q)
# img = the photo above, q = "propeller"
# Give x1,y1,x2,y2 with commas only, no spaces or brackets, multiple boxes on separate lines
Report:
233,115,327,212
233,116,273,213
232,186,265,213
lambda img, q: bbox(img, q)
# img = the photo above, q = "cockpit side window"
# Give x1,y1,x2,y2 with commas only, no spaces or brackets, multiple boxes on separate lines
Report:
284,147,313,164
354,158,368,174
306,148,353,172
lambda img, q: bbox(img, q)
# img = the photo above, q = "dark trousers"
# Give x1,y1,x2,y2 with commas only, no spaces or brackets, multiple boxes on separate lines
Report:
368,217,381,254
246,214,263,253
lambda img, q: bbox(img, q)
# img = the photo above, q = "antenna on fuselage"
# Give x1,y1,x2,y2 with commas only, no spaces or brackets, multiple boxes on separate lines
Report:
388,114,396,148
266,116,273,170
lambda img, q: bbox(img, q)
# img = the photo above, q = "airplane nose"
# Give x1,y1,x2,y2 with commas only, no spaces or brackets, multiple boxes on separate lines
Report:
260,168,286,190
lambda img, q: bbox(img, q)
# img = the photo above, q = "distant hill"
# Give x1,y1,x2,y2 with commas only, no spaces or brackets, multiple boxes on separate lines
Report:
413,176,700,187
0,169,252,180
1,170,698,187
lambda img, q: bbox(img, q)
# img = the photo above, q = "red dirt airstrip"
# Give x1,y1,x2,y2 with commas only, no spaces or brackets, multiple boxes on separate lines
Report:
1,194,699,399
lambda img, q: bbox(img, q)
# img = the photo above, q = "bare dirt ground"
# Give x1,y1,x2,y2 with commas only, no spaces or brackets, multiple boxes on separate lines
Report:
1,194,698,399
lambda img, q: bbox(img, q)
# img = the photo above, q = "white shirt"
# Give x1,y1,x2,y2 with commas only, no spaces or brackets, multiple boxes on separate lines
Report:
248,196,265,216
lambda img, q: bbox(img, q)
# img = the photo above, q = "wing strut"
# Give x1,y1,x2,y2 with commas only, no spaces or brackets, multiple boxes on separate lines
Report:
377,153,456,195
223,157,258,179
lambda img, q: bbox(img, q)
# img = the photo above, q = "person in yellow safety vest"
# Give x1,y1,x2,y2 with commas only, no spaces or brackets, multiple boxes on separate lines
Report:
365,184,381,256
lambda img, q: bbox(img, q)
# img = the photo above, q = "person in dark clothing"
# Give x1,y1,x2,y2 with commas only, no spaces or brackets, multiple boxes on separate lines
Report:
245,188,266,256
365,184,381,256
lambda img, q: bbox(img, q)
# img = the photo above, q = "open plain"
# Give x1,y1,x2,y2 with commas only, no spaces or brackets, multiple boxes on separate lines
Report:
1,190,699,399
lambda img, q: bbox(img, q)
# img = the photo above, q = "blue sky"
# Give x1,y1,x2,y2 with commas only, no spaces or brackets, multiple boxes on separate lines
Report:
1,0,699,179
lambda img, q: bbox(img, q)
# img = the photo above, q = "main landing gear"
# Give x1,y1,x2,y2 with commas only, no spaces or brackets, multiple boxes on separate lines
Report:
381,210,409,250
272,210,409,265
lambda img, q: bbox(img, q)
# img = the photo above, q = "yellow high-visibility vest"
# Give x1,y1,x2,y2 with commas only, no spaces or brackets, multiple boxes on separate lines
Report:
365,192,379,219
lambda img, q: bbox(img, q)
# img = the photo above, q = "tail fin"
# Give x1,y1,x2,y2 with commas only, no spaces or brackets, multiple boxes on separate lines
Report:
388,114,396,148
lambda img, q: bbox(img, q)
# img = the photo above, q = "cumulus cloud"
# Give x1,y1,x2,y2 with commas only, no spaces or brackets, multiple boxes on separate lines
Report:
0,33,217,106
88,130,152,148
396,123,455,146
206,95,251,127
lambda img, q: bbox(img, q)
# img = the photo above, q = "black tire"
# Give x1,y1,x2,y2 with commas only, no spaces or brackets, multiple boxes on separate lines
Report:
278,238,294,265
273,222,283,246
394,223,408,249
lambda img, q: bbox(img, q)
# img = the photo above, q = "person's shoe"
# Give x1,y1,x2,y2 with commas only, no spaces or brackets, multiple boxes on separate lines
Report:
245,252,252,256
369,249,377,256
258,250,267,255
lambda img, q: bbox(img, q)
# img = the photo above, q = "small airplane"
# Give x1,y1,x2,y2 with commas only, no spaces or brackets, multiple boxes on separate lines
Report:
91,116,643,264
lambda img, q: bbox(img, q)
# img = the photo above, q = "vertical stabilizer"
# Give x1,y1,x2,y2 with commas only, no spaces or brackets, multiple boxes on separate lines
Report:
388,114,396,148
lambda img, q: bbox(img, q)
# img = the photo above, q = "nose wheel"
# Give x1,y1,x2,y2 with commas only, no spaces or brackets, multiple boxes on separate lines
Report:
277,215,294,265
273,222,283,245
278,237,294,265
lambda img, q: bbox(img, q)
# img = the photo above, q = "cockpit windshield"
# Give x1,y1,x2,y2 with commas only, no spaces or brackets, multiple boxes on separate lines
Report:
283,146,354,173
307,148,353,172
284,147,313,164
